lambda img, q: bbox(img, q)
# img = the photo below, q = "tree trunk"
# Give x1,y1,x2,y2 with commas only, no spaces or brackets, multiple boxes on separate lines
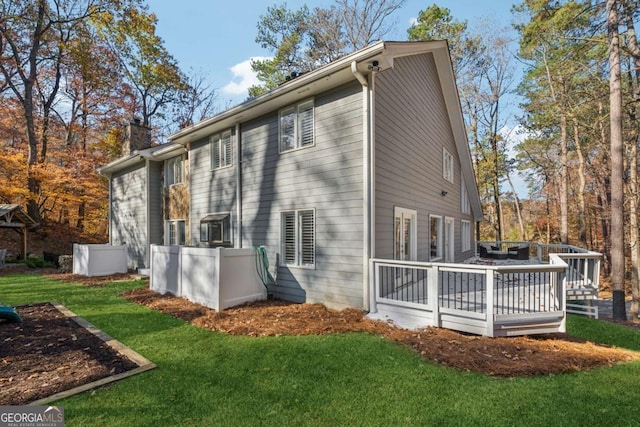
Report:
607,0,627,320
76,201,85,231
572,118,587,244
559,113,568,244
621,0,640,321
506,171,526,240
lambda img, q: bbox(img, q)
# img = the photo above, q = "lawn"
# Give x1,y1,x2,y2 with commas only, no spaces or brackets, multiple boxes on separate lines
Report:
2,273,640,426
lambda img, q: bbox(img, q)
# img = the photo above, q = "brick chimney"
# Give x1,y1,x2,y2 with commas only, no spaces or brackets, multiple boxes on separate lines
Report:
122,118,152,155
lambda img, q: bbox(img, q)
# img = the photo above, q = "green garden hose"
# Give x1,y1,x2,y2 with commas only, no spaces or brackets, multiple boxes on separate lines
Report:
254,246,275,291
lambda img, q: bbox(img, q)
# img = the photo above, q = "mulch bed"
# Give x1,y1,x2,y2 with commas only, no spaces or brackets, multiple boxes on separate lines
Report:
2,271,640,406
123,286,640,377
0,303,139,405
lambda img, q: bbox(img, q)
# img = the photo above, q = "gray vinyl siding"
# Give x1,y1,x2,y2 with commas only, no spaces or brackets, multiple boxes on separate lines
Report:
374,53,475,262
110,163,147,269
241,81,365,309
189,134,237,246
147,161,164,257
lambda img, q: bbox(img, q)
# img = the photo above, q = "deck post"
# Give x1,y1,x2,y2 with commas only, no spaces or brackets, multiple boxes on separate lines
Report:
429,265,440,327
485,268,495,337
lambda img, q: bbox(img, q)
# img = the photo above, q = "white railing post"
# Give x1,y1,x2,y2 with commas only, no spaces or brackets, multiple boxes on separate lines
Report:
429,265,440,327
485,268,495,337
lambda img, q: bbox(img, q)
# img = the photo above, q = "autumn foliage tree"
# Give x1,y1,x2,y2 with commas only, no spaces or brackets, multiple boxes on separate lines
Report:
0,0,215,247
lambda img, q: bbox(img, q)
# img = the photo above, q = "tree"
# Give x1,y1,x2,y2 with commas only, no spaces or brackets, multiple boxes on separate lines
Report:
249,0,405,97
171,70,219,130
407,4,480,76
607,0,626,320
337,0,406,50
0,0,116,220
97,5,188,128
407,6,515,242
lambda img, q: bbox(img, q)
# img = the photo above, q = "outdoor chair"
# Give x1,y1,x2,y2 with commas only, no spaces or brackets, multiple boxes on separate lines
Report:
508,244,529,260
0,248,6,268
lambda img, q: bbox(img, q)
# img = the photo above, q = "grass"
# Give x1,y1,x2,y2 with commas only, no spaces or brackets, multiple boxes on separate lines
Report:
3,273,640,426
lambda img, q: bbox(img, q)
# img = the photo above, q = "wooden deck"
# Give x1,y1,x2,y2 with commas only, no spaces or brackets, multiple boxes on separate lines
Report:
369,244,601,337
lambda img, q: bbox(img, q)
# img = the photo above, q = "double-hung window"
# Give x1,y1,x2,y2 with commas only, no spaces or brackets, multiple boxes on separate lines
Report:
279,100,314,152
281,209,315,267
165,155,184,186
443,148,454,183
211,130,232,170
165,219,186,246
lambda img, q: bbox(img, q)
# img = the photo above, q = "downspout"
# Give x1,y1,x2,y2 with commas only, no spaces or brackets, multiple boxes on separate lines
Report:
107,172,113,246
145,158,151,270
352,60,373,312
235,123,242,248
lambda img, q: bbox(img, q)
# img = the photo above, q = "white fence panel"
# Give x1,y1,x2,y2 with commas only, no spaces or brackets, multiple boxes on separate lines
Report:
73,244,128,277
218,249,267,310
180,247,221,310
150,245,180,295
149,246,267,311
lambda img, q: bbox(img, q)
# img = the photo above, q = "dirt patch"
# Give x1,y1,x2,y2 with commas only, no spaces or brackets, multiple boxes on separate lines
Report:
0,303,140,405
123,287,640,376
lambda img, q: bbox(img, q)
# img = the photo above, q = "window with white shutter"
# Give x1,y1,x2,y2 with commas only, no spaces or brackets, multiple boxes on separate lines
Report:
298,101,314,147
281,209,315,268
279,99,314,152
299,210,315,266
210,130,232,170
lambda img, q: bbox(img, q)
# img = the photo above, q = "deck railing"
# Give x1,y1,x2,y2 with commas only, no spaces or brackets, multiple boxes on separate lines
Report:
370,243,601,337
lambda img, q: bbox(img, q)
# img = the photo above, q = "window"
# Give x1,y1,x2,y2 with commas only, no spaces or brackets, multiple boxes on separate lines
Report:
165,155,184,186
430,215,443,261
461,220,471,252
200,213,232,247
165,220,186,245
443,148,454,183
461,181,470,214
279,100,314,152
281,209,315,267
211,130,232,170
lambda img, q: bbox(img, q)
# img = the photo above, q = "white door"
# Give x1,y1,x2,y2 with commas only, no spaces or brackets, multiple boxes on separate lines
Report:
444,217,454,263
394,207,417,261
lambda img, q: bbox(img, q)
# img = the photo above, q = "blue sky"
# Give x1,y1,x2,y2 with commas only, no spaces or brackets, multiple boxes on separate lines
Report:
151,1,517,107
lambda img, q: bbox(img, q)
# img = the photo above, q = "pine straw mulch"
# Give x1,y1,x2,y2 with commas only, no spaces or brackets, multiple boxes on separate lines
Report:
122,286,640,377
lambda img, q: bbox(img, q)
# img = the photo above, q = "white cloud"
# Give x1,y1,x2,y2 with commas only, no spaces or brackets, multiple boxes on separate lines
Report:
409,17,418,27
221,57,271,96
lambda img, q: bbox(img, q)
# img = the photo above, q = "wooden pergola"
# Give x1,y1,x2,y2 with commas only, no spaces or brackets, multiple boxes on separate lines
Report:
0,204,39,260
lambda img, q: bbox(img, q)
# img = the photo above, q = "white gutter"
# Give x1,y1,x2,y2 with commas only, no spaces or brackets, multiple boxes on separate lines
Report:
352,60,372,313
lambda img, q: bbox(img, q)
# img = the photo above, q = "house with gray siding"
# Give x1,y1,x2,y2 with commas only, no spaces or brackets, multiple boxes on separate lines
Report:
162,40,483,311
99,128,187,270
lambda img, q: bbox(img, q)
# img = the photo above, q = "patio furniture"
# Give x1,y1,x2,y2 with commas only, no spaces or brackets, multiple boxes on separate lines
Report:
508,244,529,260
0,248,6,268
478,243,491,258
478,243,508,260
